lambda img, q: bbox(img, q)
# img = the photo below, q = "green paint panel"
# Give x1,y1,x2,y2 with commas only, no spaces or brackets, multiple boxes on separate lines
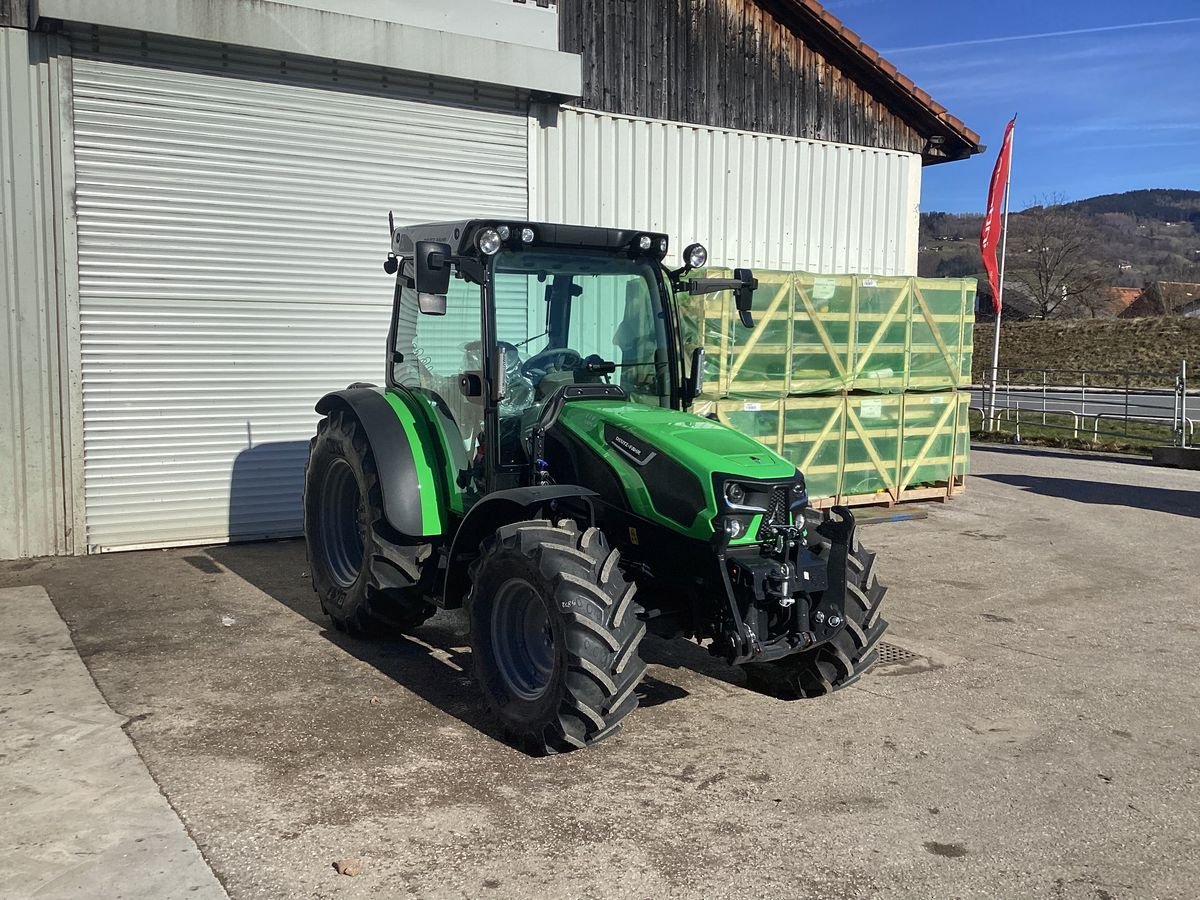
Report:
405,392,467,517
382,391,449,536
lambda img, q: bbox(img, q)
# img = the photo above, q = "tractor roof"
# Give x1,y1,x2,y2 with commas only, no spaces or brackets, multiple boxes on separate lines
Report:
391,220,670,260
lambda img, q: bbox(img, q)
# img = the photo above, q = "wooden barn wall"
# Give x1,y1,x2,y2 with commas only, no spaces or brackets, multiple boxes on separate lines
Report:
557,0,926,155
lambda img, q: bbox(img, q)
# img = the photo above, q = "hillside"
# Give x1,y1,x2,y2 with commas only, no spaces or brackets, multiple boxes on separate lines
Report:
972,318,1200,388
1068,189,1200,223
921,189,1200,317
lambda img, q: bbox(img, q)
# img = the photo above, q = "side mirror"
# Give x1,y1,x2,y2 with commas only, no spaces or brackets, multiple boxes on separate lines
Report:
688,347,705,400
733,268,758,329
414,240,452,315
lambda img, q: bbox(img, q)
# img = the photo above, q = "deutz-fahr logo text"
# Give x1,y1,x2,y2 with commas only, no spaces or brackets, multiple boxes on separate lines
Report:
608,430,657,466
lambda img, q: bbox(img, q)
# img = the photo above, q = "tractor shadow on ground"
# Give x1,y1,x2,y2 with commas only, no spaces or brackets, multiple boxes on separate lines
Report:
207,538,691,750
638,634,748,691
978,472,1200,519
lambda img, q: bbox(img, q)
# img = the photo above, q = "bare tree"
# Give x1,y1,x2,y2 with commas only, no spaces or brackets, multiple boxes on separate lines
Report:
1005,195,1112,319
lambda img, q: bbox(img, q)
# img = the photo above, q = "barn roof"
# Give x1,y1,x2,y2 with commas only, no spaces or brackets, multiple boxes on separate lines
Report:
777,0,983,163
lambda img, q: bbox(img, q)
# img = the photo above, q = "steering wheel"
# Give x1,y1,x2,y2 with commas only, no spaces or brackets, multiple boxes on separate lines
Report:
520,347,582,378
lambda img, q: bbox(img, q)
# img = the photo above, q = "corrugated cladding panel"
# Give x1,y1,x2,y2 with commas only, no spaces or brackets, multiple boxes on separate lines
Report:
532,106,921,277
71,38,528,551
0,30,77,559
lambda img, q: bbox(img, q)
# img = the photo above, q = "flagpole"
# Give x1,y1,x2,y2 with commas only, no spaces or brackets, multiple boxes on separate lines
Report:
986,121,1014,430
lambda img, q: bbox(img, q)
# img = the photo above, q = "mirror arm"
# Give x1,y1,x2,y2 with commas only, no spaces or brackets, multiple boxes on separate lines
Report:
687,273,758,329
452,256,490,285
426,251,490,286
686,278,746,296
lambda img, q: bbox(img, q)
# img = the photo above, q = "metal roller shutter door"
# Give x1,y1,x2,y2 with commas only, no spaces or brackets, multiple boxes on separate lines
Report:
71,40,528,551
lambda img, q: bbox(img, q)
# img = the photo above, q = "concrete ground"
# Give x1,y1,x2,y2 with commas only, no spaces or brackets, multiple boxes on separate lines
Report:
0,586,227,900
2,445,1199,899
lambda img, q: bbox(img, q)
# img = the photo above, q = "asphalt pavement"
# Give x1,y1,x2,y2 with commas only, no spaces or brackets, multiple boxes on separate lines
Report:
2,445,1199,899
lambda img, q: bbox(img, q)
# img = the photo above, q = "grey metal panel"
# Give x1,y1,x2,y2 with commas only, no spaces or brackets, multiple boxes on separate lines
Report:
71,39,529,551
37,0,582,96
531,106,921,277
0,29,77,559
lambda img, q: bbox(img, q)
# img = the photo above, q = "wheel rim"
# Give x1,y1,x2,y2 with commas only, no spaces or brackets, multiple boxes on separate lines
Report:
491,578,555,702
319,457,364,588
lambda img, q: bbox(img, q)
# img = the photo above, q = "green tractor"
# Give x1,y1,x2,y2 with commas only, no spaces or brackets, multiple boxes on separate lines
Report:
304,219,888,754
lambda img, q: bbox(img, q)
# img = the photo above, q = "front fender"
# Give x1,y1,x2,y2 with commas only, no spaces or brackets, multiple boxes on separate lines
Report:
441,485,597,609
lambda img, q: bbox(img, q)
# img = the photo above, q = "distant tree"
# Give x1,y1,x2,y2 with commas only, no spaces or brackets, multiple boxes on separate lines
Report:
1005,195,1112,318
933,255,979,279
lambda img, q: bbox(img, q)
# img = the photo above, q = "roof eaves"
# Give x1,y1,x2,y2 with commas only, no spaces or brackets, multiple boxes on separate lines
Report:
781,0,984,161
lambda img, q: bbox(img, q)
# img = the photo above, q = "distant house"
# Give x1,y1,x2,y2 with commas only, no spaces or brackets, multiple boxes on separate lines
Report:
1120,281,1200,317
1103,286,1142,317
977,281,1037,321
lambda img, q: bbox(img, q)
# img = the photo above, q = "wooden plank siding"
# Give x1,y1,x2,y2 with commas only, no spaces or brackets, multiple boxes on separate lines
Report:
558,0,929,157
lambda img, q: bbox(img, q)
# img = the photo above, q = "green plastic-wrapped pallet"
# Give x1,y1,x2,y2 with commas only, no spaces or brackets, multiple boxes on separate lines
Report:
700,389,969,506
690,271,976,397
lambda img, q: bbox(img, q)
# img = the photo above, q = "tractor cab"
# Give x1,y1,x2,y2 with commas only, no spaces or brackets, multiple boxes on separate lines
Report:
385,220,753,503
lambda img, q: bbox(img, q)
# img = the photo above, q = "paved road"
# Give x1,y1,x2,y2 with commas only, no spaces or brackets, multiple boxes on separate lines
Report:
3,446,1200,899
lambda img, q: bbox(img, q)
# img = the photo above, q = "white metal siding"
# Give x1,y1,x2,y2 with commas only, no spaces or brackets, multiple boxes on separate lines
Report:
72,43,528,551
0,30,80,559
532,106,921,277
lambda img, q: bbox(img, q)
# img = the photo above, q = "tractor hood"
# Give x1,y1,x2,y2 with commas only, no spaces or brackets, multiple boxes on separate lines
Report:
550,398,799,542
559,400,795,480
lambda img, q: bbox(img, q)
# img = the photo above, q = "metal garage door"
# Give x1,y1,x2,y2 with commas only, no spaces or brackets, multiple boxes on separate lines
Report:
71,35,528,551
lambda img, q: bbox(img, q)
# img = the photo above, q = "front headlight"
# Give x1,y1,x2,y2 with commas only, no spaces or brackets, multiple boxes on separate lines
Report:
724,517,745,539
725,482,746,506
477,228,502,255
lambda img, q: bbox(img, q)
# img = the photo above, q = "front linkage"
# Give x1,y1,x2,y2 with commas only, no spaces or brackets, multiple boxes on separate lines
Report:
712,507,858,666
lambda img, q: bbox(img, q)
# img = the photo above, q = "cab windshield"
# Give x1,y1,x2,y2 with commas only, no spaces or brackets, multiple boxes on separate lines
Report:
491,249,674,415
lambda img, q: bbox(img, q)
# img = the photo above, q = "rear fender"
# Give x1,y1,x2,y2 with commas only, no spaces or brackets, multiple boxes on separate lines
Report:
441,485,597,609
314,387,447,538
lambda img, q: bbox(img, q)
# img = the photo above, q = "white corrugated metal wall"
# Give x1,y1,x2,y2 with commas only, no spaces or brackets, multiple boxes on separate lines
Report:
0,29,82,559
531,106,922,277
71,34,529,551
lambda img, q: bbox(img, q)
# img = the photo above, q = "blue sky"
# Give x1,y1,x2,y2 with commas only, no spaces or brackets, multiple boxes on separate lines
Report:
823,0,1200,213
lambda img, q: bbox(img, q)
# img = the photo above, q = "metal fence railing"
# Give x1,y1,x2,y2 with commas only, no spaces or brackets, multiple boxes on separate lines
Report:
971,361,1193,449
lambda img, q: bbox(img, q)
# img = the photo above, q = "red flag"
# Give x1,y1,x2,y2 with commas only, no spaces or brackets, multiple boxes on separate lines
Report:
979,118,1015,314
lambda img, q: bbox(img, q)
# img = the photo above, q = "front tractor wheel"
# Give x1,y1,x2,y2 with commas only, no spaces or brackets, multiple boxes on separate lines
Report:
304,409,435,636
467,519,647,755
743,535,889,699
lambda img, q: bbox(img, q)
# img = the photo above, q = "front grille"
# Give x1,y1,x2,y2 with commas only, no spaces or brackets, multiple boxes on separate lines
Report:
755,486,789,541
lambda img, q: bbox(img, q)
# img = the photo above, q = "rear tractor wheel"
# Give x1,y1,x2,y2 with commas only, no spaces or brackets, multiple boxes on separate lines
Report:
467,519,647,754
303,409,435,636
743,534,888,698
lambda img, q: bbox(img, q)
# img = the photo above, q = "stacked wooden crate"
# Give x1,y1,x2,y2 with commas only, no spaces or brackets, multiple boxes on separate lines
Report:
685,271,976,508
